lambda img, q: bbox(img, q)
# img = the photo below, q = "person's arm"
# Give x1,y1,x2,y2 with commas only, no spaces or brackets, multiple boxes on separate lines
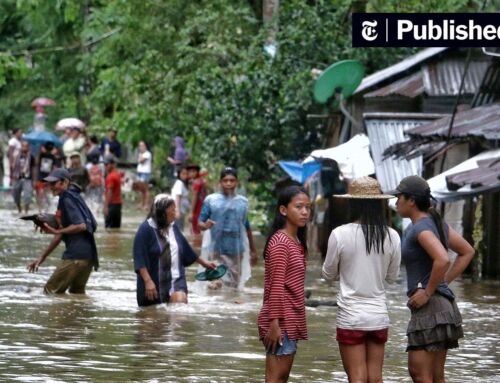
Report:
445,227,475,284
27,234,62,272
408,230,450,309
103,176,114,216
7,144,15,169
132,225,157,301
196,257,217,270
322,231,341,281
191,185,199,221
246,228,257,266
174,194,182,220
263,241,288,354
198,200,215,231
167,156,180,165
138,267,157,301
43,222,86,235
386,231,401,284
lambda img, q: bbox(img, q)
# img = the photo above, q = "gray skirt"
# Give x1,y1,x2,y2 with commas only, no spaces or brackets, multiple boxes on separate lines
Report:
406,293,464,352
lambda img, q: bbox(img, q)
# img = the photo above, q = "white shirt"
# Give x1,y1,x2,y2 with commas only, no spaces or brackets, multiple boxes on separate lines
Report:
322,223,401,330
166,224,180,286
171,179,189,214
137,150,152,173
8,137,21,159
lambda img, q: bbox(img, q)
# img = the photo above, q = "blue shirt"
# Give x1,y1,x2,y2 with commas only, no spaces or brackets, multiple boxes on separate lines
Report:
402,217,454,299
199,192,250,257
58,188,98,268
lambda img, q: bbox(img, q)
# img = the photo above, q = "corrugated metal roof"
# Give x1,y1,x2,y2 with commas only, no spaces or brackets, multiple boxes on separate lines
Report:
423,59,490,96
406,103,500,140
472,59,500,107
364,113,442,192
364,59,489,99
355,48,448,94
364,72,423,98
446,157,500,190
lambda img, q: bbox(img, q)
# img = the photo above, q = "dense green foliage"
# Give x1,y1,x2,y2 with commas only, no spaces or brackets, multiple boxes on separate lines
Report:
0,0,494,228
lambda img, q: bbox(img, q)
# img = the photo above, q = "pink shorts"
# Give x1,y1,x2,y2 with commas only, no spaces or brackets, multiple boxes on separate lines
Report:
336,328,389,345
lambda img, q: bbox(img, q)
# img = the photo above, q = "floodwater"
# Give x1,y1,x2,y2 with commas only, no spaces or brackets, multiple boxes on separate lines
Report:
0,199,499,382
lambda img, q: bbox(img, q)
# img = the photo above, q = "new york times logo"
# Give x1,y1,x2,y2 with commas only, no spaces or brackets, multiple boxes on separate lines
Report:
353,13,500,47
361,20,378,41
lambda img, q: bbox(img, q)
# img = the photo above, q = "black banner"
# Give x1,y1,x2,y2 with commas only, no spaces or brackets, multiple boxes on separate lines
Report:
352,13,500,47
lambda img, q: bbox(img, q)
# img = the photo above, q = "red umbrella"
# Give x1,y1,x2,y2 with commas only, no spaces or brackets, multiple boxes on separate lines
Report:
31,97,56,108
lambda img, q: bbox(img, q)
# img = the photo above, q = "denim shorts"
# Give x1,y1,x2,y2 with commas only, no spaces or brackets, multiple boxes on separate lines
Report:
137,172,151,182
266,332,297,356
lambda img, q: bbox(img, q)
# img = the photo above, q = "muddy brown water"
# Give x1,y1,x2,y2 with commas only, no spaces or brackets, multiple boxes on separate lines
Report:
0,201,499,382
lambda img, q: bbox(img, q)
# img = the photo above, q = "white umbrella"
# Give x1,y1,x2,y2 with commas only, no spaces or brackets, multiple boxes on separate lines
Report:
55,117,86,131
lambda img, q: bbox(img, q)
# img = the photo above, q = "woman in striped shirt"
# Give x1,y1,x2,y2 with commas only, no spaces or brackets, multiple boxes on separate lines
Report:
258,185,310,383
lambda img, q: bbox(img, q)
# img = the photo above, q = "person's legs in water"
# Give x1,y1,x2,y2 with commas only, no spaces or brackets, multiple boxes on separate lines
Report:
169,291,188,303
68,260,93,294
44,260,76,294
339,343,368,382
265,332,297,383
408,349,447,383
12,180,22,213
266,355,295,383
220,253,242,289
21,179,33,213
337,328,387,383
366,340,386,383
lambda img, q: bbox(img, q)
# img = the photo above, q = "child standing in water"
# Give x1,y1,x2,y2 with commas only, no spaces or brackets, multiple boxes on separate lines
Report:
258,185,311,383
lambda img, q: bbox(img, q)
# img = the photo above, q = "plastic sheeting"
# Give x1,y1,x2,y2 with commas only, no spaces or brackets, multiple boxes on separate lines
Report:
278,161,321,183
302,134,375,180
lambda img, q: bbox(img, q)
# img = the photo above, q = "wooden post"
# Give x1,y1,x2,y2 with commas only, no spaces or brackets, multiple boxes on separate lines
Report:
471,195,483,282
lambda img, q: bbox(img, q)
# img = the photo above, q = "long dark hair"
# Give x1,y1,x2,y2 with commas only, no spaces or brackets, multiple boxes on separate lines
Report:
349,199,390,254
147,195,175,230
263,185,309,259
403,193,448,250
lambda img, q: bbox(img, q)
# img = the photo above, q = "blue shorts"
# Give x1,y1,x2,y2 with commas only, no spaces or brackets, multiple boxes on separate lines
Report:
137,172,151,182
266,332,297,356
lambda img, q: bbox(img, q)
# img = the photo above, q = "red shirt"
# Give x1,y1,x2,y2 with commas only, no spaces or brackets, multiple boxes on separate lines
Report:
105,170,122,204
258,231,308,341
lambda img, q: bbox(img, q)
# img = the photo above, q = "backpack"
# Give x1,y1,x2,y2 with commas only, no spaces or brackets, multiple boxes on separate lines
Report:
89,164,103,187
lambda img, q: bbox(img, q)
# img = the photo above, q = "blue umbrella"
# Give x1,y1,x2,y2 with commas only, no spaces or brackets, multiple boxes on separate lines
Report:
23,131,62,147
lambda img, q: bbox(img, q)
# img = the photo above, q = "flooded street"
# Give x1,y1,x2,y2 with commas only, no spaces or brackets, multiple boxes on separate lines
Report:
0,200,499,382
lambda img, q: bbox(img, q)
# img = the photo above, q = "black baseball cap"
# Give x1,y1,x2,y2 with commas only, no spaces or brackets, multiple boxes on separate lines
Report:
43,168,71,183
220,166,238,179
387,175,432,197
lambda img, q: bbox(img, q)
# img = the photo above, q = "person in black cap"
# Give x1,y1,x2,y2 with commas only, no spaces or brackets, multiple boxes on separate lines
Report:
198,166,257,289
27,168,99,294
390,175,474,383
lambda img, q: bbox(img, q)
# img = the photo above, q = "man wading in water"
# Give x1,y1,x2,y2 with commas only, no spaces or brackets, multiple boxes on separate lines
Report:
27,168,98,294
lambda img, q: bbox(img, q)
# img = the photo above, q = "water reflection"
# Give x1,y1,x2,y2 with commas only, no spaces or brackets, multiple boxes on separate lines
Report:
0,204,499,382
